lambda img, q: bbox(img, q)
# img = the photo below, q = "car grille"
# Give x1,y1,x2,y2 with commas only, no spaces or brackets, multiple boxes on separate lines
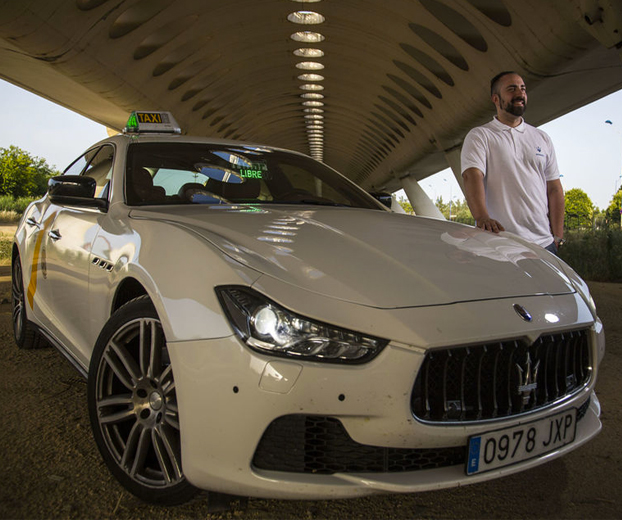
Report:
252,415,465,474
411,329,591,423
252,398,592,475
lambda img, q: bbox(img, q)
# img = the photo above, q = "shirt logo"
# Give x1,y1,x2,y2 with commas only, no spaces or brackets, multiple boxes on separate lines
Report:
536,146,545,157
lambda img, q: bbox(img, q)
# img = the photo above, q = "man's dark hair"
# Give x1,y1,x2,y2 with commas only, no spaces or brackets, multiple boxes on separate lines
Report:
490,71,517,96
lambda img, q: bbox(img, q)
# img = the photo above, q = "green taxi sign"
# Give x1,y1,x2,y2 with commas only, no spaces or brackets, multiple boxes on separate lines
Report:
124,111,181,134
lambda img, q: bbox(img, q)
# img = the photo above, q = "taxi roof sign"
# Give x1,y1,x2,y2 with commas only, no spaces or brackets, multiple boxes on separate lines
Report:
124,111,181,134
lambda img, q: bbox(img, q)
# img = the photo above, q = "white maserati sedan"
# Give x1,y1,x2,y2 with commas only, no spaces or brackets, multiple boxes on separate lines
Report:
12,112,604,505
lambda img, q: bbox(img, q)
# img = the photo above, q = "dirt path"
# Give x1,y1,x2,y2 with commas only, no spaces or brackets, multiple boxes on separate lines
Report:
0,282,620,519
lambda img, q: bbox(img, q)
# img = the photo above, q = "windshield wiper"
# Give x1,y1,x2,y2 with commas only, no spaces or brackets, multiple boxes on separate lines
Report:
298,199,350,207
264,199,350,207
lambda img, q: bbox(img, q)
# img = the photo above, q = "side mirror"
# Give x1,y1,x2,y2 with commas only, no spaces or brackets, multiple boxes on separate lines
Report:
369,191,393,209
48,176,108,210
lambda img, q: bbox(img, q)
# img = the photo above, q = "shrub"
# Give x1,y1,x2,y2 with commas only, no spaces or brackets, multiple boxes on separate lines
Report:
0,195,37,215
559,229,622,282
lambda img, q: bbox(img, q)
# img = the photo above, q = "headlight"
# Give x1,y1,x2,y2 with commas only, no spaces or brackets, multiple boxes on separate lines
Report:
216,286,388,363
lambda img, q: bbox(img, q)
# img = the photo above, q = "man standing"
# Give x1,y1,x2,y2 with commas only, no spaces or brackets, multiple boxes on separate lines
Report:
461,71,565,253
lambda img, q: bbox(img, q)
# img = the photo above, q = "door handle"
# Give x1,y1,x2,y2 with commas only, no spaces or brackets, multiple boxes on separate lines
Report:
48,229,62,241
26,217,41,229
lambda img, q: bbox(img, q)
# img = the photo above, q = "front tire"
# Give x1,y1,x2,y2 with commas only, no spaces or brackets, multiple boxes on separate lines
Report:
12,254,46,349
87,296,198,505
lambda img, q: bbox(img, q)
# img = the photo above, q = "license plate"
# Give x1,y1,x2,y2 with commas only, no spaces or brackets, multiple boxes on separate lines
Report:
466,409,577,475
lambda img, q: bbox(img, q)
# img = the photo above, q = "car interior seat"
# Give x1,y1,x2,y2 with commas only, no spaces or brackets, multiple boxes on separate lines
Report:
128,168,166,204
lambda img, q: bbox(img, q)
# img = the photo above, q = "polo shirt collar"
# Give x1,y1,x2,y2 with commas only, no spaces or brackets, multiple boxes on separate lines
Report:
491,116,526,133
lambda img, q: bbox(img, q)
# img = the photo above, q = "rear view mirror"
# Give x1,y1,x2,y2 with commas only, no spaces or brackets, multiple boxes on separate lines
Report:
369,191,393,209
48,175,108,210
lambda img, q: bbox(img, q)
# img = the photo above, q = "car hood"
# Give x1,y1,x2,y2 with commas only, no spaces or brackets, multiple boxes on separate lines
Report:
130,206,574,309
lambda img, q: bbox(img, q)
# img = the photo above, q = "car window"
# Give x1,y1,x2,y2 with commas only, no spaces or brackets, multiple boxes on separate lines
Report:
63,152,91,176
277,162,346,203
125,142,381,209
153,168,212,196
82,145,114,198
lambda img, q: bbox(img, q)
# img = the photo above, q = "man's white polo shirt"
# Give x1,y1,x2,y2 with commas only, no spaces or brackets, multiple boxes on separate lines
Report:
461,117,560,247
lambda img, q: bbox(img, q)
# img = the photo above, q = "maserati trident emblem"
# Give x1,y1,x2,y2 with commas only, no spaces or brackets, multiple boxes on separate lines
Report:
516,352,540,405
513,303,532,322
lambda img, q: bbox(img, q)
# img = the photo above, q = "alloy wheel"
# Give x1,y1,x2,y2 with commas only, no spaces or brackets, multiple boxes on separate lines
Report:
94,315,183,489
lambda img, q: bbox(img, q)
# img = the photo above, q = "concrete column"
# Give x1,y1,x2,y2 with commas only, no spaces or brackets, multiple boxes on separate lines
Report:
444,146,466,195
400,176,445,219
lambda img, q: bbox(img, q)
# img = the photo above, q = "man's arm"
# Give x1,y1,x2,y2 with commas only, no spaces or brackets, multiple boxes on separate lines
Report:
462,167,505,233
547,178,564,245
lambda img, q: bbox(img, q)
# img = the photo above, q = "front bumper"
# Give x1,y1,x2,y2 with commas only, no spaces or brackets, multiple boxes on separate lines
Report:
168,313,602,499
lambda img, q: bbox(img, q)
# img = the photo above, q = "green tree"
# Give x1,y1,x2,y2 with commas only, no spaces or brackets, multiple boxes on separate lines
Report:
0,145,58,198
451,199,475,225
435,196,474,224
605,188,622,228
593,207,606,230
397,196,414,214
435,196,448,217
564,188,594,230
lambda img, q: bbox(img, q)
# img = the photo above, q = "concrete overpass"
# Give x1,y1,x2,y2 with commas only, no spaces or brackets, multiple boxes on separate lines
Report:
1,0,622,216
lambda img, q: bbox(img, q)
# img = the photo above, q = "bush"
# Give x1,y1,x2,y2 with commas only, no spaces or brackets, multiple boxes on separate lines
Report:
0,195,37,215
559,229,622,282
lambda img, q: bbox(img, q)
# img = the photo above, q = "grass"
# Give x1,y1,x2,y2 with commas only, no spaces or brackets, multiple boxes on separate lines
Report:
0,220,17,266
0,237,11,266
0,207,22,267
0,196,35,266
0,210,21,223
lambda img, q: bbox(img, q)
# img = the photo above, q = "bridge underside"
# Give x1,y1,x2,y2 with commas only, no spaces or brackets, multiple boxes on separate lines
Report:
1,0,622,205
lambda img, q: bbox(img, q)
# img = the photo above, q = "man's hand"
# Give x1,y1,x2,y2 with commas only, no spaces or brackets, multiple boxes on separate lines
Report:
476,217,505,233
462,168,505,233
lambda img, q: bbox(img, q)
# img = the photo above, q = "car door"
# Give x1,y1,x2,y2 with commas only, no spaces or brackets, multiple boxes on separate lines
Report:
19,196,58,333
39,145,114,366
25,149,93,340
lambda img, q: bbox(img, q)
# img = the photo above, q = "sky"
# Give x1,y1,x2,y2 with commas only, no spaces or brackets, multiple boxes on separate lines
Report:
1,79,621,210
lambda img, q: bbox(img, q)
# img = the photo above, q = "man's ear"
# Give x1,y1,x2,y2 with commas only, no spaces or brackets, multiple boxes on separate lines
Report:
491,93,499,105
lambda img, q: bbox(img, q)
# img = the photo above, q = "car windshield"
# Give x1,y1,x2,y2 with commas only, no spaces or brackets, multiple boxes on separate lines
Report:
125,142,382,209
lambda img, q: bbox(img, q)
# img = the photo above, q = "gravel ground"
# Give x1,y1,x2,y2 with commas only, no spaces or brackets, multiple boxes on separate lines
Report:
0,278,620,520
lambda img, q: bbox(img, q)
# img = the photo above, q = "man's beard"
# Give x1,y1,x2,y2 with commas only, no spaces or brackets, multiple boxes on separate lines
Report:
501,97,526,117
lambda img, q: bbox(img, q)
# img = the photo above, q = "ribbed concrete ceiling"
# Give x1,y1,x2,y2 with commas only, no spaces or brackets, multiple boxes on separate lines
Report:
1,0,622,193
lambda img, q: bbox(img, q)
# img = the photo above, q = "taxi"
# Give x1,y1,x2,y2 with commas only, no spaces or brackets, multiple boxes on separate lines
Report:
12,112,604,505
